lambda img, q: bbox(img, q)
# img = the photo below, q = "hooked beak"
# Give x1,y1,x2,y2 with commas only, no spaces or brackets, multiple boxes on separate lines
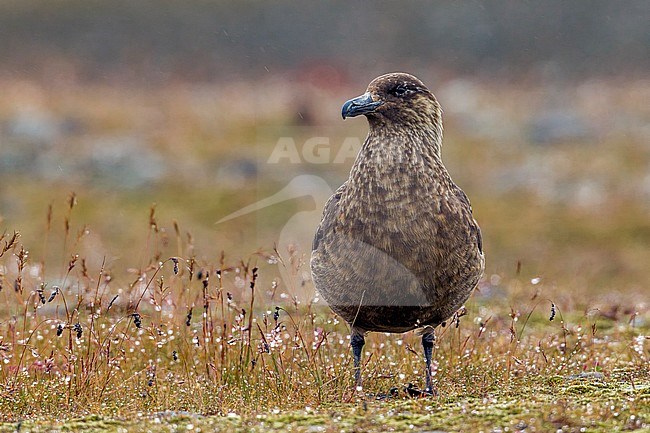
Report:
341,92,383,119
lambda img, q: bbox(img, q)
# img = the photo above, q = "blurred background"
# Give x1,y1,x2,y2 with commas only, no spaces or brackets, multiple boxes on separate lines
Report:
0,1,649,300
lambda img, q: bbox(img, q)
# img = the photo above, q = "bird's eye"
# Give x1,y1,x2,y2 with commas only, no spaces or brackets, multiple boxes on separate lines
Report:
390,85,410,97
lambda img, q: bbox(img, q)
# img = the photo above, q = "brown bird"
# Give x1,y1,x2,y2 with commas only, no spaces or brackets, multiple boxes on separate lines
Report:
311,72,484,395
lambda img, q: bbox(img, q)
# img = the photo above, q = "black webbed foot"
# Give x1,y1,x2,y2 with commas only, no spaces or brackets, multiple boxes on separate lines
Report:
405,383,437,398
372,387,400,400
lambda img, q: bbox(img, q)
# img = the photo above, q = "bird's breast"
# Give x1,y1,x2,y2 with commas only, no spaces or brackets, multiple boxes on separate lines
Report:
341,161,446,236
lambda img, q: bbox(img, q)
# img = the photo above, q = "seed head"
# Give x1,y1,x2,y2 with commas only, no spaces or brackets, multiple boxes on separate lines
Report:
132,313,142,329
37,284,46,304
73,322,83,339
48,286,59,302
107,294,118,311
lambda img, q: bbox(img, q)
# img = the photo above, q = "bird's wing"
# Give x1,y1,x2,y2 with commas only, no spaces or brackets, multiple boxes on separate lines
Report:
312,182,347,252
453,187,483,254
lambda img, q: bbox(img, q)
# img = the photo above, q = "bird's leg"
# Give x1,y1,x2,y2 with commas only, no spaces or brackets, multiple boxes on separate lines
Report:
350,328,365,389
422,327,436,395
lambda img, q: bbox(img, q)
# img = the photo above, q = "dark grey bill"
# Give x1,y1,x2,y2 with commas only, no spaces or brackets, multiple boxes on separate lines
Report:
342,92,383,119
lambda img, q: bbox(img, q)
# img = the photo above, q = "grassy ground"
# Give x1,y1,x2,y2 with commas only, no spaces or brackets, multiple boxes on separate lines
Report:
0,237,647,432
0,200,648,432
0,78,649,431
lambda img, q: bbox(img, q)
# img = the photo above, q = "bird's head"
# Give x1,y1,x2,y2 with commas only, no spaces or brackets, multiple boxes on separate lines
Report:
341,73,441,128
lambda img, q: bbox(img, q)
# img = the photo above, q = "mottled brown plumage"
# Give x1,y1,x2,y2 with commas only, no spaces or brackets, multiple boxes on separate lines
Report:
310,72,484,394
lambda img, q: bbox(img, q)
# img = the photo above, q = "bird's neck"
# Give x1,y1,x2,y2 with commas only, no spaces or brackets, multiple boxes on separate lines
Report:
342,121,451,218
343,120,451,210
360,120,444,169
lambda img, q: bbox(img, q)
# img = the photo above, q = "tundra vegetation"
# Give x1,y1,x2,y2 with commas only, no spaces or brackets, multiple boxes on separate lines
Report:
0,79,648,432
